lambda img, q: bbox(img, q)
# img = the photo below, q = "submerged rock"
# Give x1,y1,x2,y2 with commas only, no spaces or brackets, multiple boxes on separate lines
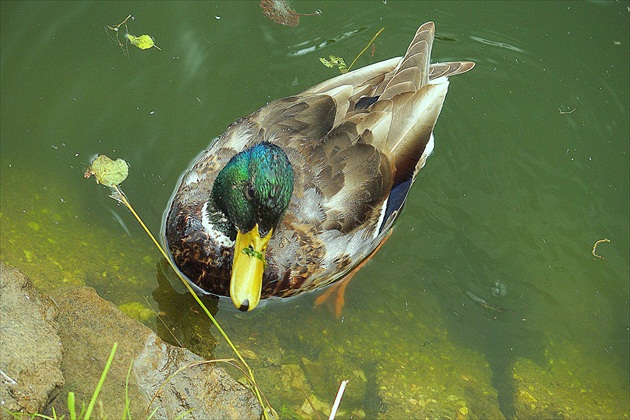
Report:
0,262,64,414
134,334,262,419
512,355,629,419
49,286,262,419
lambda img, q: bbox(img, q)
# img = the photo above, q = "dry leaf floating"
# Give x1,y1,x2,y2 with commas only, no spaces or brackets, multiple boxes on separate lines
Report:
260,0,320,27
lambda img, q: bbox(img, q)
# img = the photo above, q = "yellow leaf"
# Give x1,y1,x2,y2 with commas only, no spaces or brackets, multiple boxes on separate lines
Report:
319,55,347,73
85,155,129,187
125,33,160,50
319,57,335,68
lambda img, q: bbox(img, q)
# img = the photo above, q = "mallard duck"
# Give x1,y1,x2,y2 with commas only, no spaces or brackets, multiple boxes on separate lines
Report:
164,22,474,311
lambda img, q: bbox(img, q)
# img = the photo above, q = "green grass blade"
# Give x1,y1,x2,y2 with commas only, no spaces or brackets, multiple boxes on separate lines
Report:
68,391,77,420
122,358,134,420
84,342,118,419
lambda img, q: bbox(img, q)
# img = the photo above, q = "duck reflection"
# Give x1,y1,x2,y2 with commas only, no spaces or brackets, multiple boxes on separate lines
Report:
152,259,219,359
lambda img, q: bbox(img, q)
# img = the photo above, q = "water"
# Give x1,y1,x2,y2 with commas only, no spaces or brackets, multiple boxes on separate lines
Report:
1,1,628,418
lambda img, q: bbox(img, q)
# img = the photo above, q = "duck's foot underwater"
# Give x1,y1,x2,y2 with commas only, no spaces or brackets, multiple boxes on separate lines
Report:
314,229,393,318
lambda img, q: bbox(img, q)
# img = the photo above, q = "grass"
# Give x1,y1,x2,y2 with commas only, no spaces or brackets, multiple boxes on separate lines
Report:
3,343,123,420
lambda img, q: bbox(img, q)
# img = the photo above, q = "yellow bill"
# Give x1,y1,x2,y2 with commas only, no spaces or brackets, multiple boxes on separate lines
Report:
230,224,272,311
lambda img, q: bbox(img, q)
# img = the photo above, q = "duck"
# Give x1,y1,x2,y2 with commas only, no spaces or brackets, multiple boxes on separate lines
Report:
164,22,474,312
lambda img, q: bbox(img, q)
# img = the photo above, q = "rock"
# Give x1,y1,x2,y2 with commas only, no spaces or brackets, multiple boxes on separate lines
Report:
48,286,262,419
134,334,262,419
0,262,64,414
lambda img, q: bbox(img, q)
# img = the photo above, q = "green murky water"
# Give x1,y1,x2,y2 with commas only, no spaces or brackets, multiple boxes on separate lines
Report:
1,1,628,418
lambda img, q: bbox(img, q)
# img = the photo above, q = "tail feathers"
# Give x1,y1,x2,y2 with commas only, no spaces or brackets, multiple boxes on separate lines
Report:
306,22,475,187
386,81,449,184
430,61,476,80
379,22,435,102
369,23,474,185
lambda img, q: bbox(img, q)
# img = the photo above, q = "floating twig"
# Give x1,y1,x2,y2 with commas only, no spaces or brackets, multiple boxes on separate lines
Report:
105,15,133,56
559,107,576,115
347,27,385,71
1,368,17,385
329,379,349,420
320,27,385,74
592,238,610,259
107,14,133,33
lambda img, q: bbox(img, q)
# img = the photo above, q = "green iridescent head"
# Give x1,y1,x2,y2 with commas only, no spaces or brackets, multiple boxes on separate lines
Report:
212,142,294,237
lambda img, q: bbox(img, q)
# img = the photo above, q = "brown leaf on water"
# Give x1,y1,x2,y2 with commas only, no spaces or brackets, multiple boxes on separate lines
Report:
260,0,300,27
260,0,319,27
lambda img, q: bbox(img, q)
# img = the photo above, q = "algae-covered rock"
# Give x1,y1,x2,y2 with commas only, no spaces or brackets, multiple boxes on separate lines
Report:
300,349,371,410
118,301,155,322
0,263,64,414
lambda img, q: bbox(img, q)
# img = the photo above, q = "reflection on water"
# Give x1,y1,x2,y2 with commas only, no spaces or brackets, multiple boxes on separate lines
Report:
289,26,368,56
470,35,525,53
153,259,220,358
1,1,628,418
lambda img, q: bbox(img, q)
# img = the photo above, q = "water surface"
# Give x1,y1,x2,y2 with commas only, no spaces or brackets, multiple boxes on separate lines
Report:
1,1,628,418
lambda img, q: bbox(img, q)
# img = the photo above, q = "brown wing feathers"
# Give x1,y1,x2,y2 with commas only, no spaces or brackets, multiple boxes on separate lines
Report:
258,22,474,230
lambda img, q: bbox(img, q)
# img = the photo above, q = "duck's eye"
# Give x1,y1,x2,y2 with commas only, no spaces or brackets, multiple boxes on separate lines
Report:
245,183,255,200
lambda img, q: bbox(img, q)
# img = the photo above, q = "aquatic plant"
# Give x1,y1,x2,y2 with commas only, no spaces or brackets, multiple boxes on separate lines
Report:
105,15,161,56
320,27,385,74
84,155,274,418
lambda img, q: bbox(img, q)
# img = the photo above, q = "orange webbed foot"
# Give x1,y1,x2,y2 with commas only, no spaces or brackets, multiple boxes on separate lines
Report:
314,229,393,318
